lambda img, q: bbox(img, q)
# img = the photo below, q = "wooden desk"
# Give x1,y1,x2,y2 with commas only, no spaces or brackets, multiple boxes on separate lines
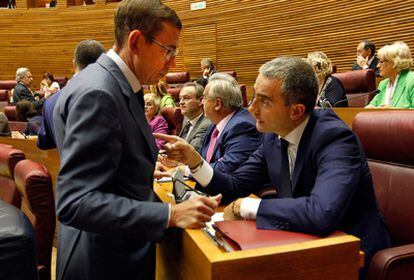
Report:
154,182,361,280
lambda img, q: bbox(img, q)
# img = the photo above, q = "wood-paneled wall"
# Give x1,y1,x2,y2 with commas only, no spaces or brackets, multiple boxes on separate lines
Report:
0,0,413,87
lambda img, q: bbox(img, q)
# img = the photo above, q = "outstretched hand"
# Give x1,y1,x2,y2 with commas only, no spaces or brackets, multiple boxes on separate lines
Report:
154,133,203,169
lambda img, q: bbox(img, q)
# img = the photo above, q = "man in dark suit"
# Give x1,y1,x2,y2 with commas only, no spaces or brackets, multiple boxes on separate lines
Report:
195,58,217,87
178,82,211,152
199,72,262,174
156,56,390,278
352,40,380,76
13,68,45,110
53,1,221,279
37,39,106,150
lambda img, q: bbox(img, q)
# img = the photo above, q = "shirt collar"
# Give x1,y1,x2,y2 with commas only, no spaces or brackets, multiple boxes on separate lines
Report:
106,49,141,93
280,116,310,146
216,111,235,135
189,112,203,126
367,55,375,67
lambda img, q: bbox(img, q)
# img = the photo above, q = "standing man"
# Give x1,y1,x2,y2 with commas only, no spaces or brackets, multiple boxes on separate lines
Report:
157,56,390,277
178,82,211,152
352,40,380,76
53,1,221,279
37,39,106,150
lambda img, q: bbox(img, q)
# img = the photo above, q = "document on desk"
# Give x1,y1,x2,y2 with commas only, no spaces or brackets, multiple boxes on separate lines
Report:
203,212,238,252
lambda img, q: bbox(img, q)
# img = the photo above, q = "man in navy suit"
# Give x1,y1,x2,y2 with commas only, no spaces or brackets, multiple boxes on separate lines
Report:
53,1,221,279
156,56,390,278
352,40,380,76
37,39,106,150
199,72,262,174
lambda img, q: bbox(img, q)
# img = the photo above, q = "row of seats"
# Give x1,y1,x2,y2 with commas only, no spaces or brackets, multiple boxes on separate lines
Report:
0,144,55,280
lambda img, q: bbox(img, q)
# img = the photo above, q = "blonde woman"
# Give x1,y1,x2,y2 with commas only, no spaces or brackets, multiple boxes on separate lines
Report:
144,93,169,149
149,80,175,108
366,41,414,108
307,51,347,107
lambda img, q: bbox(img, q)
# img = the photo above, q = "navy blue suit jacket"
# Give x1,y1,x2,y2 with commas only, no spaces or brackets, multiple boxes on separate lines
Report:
204,109,390,271
53,54,168,280
200,108,263,174
37,91,60,149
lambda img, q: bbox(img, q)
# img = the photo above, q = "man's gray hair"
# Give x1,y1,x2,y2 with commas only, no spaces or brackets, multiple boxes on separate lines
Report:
259,56,318,114
182,82,204,99
206,72,242,110
15,67,30,82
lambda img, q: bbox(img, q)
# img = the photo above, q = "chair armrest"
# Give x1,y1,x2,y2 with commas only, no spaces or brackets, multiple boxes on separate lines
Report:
368,244,414,280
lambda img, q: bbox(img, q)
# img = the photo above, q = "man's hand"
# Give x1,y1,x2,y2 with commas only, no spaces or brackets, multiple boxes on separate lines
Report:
169,194,222,229
202,67,211,78
356,55,368,68
154,133,203,169
223,199,243,221
153,161,171,179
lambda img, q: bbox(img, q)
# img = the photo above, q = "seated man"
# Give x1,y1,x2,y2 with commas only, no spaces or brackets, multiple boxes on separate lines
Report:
195,58,217,87
13,68,45,110
352,40,380,76
157,56,391,278
178,82,211,152
199,72,262,174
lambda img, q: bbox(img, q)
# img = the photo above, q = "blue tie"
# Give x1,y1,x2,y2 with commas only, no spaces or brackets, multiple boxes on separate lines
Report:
279,138,292,198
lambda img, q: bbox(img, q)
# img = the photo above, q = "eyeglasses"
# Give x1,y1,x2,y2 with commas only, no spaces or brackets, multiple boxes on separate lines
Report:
151,38,179,61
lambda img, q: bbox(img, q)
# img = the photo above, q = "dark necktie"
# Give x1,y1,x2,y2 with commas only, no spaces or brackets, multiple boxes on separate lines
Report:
180,121,191,139
279,138,292,197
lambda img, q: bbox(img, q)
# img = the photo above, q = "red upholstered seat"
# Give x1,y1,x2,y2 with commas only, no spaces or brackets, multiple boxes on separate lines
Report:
54,76,68,89
352,111,414,280
160,107,183,135
332,69,376,107
8,121,27,133
14,159,55,280
0,80,17,91
0,146,25,207
0,89,8,102
165,71,190,102
4,105,17,121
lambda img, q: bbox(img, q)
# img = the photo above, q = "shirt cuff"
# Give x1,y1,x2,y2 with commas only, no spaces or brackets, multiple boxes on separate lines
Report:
190,159,213,187
240,197,261,220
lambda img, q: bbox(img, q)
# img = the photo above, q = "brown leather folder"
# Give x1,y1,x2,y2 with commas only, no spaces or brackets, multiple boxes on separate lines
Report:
213,220,345,251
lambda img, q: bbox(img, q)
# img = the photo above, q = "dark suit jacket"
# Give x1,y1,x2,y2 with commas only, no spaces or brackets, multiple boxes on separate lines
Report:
318,75,348,107
53,54,169,280
352,56,380,76
200,108,263,174
179,113,211,152
204,109,390,272
37,91,60,149
13,82,45,110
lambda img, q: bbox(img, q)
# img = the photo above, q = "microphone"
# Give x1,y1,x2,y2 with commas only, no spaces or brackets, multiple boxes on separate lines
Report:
333,89,380,107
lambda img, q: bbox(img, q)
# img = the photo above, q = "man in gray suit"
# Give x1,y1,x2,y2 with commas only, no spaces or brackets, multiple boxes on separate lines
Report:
53,1,221,279
178,82,211,152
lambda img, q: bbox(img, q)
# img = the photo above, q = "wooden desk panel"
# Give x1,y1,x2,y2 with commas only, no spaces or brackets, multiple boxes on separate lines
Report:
154,182,361,280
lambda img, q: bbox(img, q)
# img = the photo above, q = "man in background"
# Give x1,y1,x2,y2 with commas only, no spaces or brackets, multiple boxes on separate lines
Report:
196,58,217,87
352,40,380,76
37,39,106,150
53,1,220,279
13,68,45,110
178,82,211,152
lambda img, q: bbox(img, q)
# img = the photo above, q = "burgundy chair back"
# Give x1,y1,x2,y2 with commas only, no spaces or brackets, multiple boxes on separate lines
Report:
14,159,55,280
0,89,8,102
332,69,376,107
0,80,17,91
353,111,414,279
4,105,17,121
165,72,190,102
0,146,25,207
54,76,68,89
160,107,183,135
8,121,27,133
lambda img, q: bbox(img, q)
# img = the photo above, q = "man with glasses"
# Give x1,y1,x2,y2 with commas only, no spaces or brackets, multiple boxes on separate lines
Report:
53,1,221,279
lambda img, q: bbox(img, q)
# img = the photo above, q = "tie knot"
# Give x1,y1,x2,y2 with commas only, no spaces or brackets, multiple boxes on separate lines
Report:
212,127,219,137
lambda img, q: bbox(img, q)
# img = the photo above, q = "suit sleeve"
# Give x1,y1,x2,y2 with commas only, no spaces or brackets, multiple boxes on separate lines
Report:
56,89,169,241
210,121,263,174
257,130,363,235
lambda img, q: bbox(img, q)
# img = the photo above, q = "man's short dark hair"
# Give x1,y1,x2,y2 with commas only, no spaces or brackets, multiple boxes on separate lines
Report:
114,0,182,48
74,40,106,70
362,40,376,55
259,56,318,114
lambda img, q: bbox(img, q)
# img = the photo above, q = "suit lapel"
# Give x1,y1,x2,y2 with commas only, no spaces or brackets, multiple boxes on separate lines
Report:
187,114,204,141
391,71,408,107
97,55,158,162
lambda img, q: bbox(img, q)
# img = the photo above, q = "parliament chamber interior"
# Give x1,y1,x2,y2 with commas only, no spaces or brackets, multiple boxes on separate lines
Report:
0,0,413,279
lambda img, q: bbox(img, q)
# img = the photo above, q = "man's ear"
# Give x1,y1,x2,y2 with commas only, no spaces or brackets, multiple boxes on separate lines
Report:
128,30,144,55
214,97,222,111
290,104,306,121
